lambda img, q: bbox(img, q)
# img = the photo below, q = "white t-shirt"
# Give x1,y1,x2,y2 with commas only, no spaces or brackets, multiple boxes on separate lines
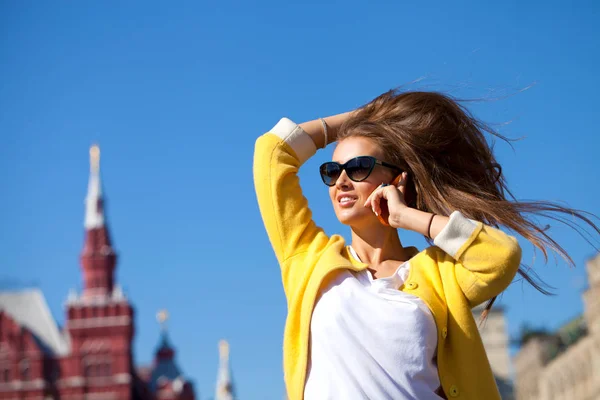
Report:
304,247,442,400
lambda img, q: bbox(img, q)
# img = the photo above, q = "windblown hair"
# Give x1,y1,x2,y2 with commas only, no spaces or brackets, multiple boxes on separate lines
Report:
337,89,599,318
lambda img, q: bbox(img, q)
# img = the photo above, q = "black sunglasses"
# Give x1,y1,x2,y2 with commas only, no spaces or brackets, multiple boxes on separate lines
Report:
319,156,403,187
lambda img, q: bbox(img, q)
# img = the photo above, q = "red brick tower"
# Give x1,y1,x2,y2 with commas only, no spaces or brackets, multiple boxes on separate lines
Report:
60,145,136,399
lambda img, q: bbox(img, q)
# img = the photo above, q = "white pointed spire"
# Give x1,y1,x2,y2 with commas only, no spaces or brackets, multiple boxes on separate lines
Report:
215,339,235,400
85,144,105,229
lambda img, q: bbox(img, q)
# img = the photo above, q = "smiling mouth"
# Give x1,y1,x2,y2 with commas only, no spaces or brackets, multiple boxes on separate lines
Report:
338,196,358,207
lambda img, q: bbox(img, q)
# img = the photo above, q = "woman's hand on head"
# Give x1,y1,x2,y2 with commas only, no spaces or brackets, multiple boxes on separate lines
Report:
363,172,410,229
299,111,357,149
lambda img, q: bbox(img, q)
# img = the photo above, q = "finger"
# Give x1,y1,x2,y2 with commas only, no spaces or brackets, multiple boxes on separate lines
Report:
372,186,388,216
364,185,384,214
363,184,384,208
372,190,381,216
396,172,408,196
395,172,408,188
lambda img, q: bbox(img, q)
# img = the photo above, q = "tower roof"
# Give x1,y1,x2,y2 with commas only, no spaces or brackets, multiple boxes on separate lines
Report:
155,309,175,359
148,310,192,395
80,144,117,297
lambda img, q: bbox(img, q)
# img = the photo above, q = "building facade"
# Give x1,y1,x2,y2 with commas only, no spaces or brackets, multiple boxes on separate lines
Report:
0,146,195,400
513,253,600,400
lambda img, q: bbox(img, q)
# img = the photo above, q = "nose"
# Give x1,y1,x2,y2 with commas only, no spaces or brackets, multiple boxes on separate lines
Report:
335,170,353,190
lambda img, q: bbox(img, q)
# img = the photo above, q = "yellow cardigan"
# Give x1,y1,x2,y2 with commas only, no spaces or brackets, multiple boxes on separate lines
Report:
253,119,521,400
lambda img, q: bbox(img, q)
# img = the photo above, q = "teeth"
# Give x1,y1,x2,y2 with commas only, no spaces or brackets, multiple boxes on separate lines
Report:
340,197,355,203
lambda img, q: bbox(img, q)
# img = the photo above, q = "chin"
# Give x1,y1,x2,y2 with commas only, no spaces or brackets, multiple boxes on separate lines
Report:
335,209,371,226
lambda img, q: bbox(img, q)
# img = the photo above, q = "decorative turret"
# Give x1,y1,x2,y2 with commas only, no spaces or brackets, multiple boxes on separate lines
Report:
215,340,236,400
148,310,195,400
80,145,117,297
155,310,176,363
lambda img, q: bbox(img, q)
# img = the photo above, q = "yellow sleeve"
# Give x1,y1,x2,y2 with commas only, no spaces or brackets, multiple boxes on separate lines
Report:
434,211,522,307
253,118,332,295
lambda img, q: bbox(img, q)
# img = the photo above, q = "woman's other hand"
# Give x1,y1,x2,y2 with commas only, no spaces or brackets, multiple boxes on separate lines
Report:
363,172,410,229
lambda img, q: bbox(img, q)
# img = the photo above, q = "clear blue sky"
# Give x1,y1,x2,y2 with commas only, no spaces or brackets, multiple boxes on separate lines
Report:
1,1,599,399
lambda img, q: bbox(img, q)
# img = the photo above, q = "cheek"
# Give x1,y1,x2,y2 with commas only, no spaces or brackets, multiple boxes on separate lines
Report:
356,182,379,199
370,169,396,185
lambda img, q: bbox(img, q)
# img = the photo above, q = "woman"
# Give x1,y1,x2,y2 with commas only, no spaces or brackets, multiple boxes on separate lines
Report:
253,90,598,400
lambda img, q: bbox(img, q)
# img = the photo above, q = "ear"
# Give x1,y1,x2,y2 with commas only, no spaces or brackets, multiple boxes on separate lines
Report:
391,174,402,186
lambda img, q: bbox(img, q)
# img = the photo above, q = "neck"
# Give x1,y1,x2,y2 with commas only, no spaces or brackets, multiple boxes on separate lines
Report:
350,221,407,265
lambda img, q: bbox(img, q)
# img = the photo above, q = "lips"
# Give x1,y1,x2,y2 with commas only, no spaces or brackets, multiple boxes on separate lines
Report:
337,194,358,207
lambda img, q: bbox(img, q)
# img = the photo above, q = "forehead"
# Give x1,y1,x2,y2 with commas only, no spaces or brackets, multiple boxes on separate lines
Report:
332,137,385,163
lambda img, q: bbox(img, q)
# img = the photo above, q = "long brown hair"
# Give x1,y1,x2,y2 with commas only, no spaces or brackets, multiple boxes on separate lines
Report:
338,89,600,319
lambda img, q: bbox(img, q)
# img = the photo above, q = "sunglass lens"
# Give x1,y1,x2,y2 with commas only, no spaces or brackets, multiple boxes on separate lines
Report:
320,163,341,186
346,157,375,181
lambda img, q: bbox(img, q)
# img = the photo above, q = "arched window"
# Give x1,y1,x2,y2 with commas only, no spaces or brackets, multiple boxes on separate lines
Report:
104,361,111,376
83,358,93,378
1,367,10,382
83,356,111,378
96,360,111,376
